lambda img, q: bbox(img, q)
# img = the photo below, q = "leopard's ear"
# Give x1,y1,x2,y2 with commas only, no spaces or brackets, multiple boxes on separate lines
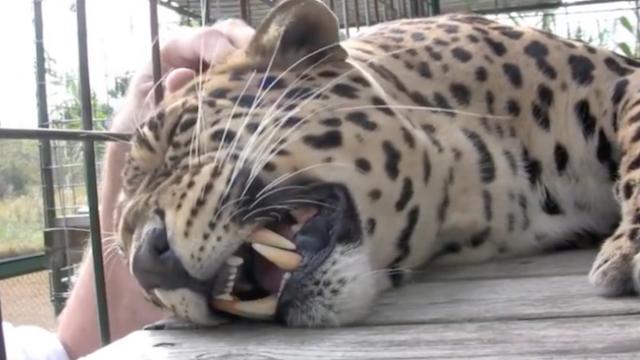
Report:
246,0,347,69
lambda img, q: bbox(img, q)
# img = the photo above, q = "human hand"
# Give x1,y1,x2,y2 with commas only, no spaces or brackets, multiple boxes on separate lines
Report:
113,19,255,132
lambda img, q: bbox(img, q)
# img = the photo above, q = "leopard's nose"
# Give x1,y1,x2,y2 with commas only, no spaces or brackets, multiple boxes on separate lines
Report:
131,213,193,291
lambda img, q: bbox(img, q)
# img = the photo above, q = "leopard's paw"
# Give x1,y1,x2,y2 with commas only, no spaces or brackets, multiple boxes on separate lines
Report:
589,233,638,296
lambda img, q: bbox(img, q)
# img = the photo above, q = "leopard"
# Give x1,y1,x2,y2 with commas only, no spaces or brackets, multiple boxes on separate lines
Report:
117,0,640,328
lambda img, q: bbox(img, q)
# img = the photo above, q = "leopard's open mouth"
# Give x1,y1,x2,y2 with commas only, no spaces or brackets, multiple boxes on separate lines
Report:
131,183,361,323
208,206,319,319
209,183,361,321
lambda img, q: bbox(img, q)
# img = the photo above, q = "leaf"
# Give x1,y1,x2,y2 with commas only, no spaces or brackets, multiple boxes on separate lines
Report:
618,42,633,57
619,16,634,35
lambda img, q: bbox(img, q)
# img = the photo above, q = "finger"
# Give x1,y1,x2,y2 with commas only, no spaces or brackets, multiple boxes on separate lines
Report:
165,68,197,94
192,30,237,68
161,28,231,70
209,19,255,50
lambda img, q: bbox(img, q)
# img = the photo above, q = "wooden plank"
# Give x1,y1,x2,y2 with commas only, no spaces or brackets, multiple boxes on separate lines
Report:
87,315,640,359
415,250,595,282
368,273,639,325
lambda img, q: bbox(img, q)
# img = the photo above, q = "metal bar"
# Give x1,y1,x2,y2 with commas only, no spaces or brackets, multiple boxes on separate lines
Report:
473,0,621,14
240,0,249,22
363,0,370,26
342,0,350,36
354,0,361,30
204,0,211,24
0,128,130,142
149,0,163,105
0,297,5,360
430,0,440,15
0,254,47,280
329,0,335,12
75,0,111,345
33,0,57,253
374,0,380,23
158,2,200,19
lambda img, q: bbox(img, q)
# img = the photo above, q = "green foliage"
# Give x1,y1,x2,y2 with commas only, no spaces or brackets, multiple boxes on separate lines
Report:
0,191,43,257
617,14,640,57
0,141,41,199
50,72,113,130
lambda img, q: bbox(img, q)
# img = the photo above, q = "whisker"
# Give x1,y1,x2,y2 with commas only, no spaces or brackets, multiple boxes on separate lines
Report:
256,162,351,200
239,204,295,222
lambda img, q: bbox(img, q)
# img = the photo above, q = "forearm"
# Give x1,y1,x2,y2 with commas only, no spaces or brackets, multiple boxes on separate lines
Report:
56,112,163,359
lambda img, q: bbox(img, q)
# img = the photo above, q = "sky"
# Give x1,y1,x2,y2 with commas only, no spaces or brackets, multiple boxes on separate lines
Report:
0,0,184,129
0,1,638,129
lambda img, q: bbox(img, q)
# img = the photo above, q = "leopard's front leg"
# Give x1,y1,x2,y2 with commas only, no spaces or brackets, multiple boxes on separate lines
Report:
590,79,640,296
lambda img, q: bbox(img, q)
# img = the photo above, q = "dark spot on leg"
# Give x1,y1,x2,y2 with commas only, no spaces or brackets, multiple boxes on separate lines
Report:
482,189,493,221
388,206,421,285
450,83,471,106
502,63,523,88
417,61,432,78
604,57,633,76
541,186,563,215
470,227,491,247
483,37,507,56
522,148,542,185
506,99,520,116
382,141,401,180
395,177,414,212
422,150,431,184
575,99,596,139
475,66,488,82
463,129,495,183
451,47,472,62
568,55,595,86
612,78,629,106
554,143,569,174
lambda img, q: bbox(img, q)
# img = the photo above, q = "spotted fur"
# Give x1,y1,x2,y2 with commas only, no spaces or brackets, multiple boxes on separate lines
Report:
119,0,640,327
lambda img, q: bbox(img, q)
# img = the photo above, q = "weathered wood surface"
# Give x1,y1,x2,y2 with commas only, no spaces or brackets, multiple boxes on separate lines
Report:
87,250,640,359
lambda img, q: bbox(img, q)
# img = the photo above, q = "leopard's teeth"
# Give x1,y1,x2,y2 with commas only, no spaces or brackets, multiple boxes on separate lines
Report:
290,224,302,234
211,295,277,320
277,272,291,299
226,255,244,267
247,228,296,250
214,293,234,301
251,243,302,271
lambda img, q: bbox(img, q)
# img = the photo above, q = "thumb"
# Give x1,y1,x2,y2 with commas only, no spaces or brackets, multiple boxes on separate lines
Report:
165,68,197,94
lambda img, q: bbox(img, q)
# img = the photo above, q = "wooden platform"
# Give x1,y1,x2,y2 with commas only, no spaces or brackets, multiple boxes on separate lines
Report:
86,250,640,359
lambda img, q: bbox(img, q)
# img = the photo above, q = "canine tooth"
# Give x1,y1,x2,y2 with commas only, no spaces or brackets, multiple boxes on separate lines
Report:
251,243,302,270
211,295,277,320
291,224,301,233
247,229,296,250
226,255,244,267
215,294,234,301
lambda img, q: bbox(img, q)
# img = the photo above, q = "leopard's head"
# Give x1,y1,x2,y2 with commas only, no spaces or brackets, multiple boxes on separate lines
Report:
118,0,416,327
